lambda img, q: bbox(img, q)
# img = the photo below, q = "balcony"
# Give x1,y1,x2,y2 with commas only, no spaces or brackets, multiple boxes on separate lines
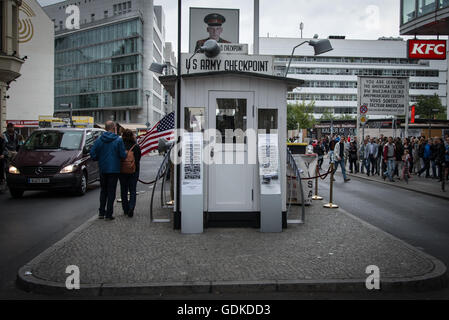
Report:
0,53,23,83
400,0,449,35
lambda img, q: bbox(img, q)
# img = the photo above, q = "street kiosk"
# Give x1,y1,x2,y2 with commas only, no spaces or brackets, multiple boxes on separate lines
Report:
160,58,303,234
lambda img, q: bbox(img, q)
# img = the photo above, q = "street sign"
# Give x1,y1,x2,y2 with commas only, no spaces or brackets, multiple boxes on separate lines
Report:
359,77,408,116
360,115,367,126
360,105,368,114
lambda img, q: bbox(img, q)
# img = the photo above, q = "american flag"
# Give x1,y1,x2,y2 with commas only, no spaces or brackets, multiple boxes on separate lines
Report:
137,112,175,156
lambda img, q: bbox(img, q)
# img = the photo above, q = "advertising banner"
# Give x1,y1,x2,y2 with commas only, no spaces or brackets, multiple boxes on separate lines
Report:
408,39,447,60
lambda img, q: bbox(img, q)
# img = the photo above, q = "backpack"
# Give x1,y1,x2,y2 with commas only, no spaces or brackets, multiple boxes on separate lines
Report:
120,145,136,174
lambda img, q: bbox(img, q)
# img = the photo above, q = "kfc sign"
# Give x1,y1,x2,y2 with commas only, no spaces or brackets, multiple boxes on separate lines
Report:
408,40,447,60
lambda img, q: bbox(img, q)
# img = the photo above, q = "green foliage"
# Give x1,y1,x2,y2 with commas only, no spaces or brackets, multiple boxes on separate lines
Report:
336,114,355,121
319,108,336,121
287,101,316,130
415,94,446,119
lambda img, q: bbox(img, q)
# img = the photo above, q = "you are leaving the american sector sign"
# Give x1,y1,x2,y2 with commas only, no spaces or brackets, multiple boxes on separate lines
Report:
181,53,274,76
358,77,409,116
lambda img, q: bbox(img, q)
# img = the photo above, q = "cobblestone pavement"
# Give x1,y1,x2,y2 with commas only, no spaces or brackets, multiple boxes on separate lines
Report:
21,190,444,289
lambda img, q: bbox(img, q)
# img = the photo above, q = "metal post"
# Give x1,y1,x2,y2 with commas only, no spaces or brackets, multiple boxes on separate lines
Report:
324,162,339,209
69,103,73,128
174,0,182,230
253,0,259,55
312,163,323,200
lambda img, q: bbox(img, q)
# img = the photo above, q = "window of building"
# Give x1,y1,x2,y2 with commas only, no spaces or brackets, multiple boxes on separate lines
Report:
418,0,437,16
440,0,449,8
91,13,95,22
104,11,108,18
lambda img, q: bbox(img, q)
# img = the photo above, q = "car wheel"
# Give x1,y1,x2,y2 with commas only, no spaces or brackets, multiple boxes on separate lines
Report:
75,172,88,196
10,188,24,199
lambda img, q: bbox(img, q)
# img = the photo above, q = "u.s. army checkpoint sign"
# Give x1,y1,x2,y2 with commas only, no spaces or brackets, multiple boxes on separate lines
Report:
181,53,274,76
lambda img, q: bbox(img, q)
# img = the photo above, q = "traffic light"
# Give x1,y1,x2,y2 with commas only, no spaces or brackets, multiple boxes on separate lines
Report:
411,105,416,124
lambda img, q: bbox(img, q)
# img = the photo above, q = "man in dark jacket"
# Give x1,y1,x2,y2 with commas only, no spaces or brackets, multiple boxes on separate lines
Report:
0,135,7,187
430,139,438,178
90,121,127,220
435,137,446,182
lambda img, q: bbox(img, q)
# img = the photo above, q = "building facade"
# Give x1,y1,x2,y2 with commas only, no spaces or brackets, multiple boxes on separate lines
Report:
44,0,172,126
260,36,448,119
7,0,54,137
400,0,449,35
400,0,449,120
0,0,25,133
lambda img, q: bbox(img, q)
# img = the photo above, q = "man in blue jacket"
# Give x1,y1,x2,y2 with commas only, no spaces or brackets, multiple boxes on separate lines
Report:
90,121,127,220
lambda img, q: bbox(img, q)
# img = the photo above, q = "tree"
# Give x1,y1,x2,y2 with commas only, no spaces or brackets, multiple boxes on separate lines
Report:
336,114,355,121
319,108,336,121
415,94,446,120
287,101,316,130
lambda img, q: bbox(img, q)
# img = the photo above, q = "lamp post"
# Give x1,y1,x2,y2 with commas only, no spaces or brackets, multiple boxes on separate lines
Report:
284,36,333,77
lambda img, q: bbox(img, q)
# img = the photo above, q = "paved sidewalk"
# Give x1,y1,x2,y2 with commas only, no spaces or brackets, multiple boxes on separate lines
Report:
17,188,447,297
346,171,449,201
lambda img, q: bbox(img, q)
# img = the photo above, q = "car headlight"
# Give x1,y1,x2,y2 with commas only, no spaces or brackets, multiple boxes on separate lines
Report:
9,166,20,175
60,164,77,174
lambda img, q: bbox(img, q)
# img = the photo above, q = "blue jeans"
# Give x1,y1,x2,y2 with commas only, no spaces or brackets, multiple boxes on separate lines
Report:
386,159,396,181
99,173,119,218
334,159,348,180
119,172,139,214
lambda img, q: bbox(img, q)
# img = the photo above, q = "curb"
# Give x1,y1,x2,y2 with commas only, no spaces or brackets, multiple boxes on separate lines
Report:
347,173,449,201
16,207,448,297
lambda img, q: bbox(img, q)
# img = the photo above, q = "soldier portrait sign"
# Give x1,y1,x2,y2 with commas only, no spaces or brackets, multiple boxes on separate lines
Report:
189,7,239,53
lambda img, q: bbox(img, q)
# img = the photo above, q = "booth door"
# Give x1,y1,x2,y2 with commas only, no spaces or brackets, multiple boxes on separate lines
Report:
208,91,255,212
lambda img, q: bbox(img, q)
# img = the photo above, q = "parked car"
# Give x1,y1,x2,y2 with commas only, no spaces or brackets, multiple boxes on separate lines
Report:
6,128,105,198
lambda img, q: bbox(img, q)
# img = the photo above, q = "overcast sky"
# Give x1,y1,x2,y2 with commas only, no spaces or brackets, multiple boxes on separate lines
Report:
37,0,415,52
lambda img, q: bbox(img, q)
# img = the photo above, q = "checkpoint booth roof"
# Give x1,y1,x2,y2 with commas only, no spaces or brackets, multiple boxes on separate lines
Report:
159,69,304,233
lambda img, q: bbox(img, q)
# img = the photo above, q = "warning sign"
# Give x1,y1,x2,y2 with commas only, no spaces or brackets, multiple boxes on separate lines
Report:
358,77,408,116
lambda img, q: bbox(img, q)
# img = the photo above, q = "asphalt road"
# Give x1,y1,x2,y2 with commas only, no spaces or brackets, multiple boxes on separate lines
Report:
318,172,449,268
0,155,164,299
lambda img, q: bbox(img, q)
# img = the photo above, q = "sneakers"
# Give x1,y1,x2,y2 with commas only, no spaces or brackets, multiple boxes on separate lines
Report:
98,215,105,220
344,178,351,183
128,209,134,218
105,217,115,221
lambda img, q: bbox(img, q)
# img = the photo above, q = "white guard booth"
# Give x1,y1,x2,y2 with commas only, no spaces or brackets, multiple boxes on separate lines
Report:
160,66,303,234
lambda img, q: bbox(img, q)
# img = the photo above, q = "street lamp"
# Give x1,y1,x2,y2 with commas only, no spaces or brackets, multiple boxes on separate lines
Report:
284,35,333,77
428,108,440,138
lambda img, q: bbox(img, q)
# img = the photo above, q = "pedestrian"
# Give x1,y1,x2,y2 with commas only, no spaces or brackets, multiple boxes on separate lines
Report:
434,137,445,182
3,123,19,159
334,137,351,183
90,121,128,221
402,149,411,184
383,137,396,182
394,138,404,179
0,134,7,189
376,138,382,175
418,139,432,178
348,141,358,174
366,138,378,176
430,138,438,178
314,138,325,170
444,136,449,181
119,129,142,218
360,138,368,174
353,136,360,173
343,136,350,169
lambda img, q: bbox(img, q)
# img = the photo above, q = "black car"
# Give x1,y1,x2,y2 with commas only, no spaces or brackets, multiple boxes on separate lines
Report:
7,128,104,198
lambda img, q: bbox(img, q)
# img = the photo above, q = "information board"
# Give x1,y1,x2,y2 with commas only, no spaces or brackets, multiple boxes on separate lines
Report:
182,132,203,195
358,77,408,116
258,134,280,195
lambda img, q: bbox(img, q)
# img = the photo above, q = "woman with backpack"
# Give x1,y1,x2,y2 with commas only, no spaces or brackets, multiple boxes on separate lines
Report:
120,129,142,218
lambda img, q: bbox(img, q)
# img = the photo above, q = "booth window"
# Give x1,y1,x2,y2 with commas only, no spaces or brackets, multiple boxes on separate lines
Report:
216,99,247,143
258,109,278,132
185,107,205,132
